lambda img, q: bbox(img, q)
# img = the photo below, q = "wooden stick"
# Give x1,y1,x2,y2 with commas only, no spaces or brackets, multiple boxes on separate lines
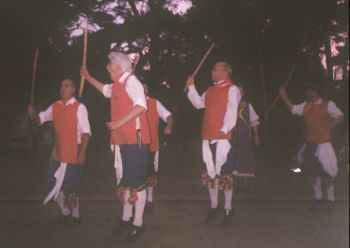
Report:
79,17,88,98
264,65,296,133
132,54,140,73
30,48,40,106
184,43,215,91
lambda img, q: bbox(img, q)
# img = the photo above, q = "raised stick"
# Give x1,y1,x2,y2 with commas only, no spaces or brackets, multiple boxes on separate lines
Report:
265,65,295,121
184,43,215,91
30,48,40,105
79,17,88,98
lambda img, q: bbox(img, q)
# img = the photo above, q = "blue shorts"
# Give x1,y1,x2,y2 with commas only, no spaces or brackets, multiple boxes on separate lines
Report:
48,160,83,195
119,144,150,189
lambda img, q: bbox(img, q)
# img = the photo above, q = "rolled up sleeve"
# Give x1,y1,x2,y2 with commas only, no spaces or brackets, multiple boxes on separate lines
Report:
220,85,241,134
157,101,172,122
39,105,53,124
125,76,147,110
102,84,113,99
328,101,344,119
77,104,91,135
292,102,306,116
187,85,206,109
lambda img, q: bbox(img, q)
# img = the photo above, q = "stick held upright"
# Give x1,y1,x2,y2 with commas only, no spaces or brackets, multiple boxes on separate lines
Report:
79,17,88,98
184,43,216,92
30,48,40,106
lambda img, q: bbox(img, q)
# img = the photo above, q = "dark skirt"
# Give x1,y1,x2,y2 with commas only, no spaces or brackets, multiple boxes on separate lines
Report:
231,104,256,177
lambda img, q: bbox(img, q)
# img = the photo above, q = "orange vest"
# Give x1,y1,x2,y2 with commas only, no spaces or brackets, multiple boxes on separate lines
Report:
303,100,332,144
110,76,150,145
52,101,80,164
146,98,160,152
202,81,233,140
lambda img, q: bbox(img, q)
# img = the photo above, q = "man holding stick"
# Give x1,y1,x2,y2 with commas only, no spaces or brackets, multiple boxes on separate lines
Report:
81,52,150,243
185,62,241,227
279,82,344,204
143,83,173,212
28,79,91,226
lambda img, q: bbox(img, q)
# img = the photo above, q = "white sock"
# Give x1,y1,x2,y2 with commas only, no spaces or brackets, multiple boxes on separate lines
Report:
71,197,80,219
147,186,154,203
208,179,219,209
133,189,146,227
326,185,335,202
57,191,70,216
224,190,233,211
313,177,322,200
122,190,133,222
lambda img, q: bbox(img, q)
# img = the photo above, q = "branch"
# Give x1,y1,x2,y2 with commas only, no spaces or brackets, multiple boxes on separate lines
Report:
127,0,141,18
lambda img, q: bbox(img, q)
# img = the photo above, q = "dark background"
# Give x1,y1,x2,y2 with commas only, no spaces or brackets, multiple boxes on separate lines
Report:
0,0,348,168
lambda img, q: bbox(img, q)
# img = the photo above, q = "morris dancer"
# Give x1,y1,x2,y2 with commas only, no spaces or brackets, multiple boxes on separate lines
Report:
231,85,260,198
28,79,91,226
143,84,173,212
185,61,241,227
81,52,150,243
280,82,344,204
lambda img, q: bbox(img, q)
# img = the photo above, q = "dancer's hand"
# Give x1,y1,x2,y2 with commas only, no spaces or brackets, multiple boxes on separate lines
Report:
77,152,86,165
106,121,122,130
164,126,172,135
254,135,260,146
218,131,227,139
80,66,92,81
184,76,195,91
279,87,287,97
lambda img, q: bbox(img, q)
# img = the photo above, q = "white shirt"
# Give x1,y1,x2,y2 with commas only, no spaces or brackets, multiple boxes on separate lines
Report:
292,100,344,119
187,81,241,134
103,72,147,129
248,103,260,127
148,97,172,122
39,97,91,144
102,72,147,110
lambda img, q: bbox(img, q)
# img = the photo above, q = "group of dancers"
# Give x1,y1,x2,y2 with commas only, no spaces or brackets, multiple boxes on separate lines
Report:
27,51,344,243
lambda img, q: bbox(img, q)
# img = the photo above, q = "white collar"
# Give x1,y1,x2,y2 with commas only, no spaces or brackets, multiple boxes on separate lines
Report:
60,97,76,105
118,72,131,83
310,99,323,105
214,80,225,85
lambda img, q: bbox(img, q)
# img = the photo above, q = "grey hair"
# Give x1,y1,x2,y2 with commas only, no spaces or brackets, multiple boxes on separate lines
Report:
222,62,232,77
108,52,132,73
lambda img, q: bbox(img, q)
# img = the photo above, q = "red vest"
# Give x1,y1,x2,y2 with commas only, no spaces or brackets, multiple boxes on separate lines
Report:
202,81,233,140
110,76,150,145
52,100,80,164
303,100,332,144
146,98,160,152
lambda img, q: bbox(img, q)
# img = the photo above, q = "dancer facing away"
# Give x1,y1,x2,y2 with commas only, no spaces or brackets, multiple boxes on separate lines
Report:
279,82,344,204
231,85,260,198
185,61,241,228
28,78,91,226
143,84,173,212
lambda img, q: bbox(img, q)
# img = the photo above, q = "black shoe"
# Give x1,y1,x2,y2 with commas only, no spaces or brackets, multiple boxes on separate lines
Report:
65,217,82,228
111,220,132,236
124,225,145,243
222,209,233,228
308,199,324,212
323,200,336,212
56,214,71,224
204,207,221,224
145,202,154,213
